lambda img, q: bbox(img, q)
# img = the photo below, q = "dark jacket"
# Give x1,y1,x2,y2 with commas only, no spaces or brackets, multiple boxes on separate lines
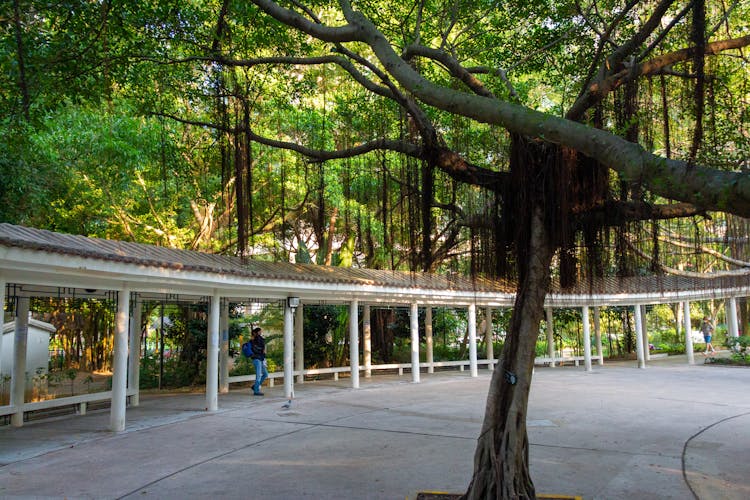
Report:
251,334,266,360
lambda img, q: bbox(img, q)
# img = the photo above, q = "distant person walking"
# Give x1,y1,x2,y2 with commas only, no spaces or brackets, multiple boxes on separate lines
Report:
251,327,268,395
701,317,716,355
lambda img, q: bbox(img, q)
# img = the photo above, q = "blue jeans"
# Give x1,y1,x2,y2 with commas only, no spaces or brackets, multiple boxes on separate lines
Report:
252,358,268,393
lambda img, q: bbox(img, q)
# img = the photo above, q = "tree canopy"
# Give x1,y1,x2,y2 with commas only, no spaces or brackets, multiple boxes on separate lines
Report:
2,1,749,497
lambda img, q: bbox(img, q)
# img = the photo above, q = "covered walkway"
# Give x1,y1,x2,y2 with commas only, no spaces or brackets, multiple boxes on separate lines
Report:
0,223,748,430
1,357,748,499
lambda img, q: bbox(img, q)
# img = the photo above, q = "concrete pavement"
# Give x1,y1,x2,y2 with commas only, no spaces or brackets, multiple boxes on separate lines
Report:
1,355,749,499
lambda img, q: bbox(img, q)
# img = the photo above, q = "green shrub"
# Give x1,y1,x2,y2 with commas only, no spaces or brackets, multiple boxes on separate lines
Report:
726,336,750,362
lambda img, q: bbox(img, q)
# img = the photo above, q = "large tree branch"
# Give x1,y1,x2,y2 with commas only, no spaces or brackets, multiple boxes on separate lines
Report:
251,1,750,217
567,0,677,120
577,201,707,226
627,240,750,277
575,35,750,112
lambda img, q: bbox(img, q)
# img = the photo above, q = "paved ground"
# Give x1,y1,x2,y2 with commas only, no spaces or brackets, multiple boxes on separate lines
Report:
1,354,748,499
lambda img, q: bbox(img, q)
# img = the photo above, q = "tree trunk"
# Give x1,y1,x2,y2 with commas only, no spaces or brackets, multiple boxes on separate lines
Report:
12,0,30,120
463,201,555,499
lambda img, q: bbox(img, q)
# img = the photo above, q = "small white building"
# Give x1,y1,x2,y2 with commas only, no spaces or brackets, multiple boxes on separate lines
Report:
1,318,56,378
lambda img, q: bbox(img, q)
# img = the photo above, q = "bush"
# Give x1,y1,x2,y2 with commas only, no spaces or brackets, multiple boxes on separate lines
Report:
726,336,750,362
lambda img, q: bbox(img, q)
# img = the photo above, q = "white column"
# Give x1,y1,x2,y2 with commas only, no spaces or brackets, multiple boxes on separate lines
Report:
425,306,434,374
468,304,478,377
219,299,229,393
363,304,372,377
683,301,694,365
110,287,130,431
10,296,29,427
295,303,304,383
582,306,593,372
205,292,220,412
0,277,5,376
283,301,294,398
640,305,650,361
593,307,604,366
545,307,555,367
633,305,646,369
349,300,360,389
485,307,494,371
128,297,142,406
410,302,420,383
728,297,739,338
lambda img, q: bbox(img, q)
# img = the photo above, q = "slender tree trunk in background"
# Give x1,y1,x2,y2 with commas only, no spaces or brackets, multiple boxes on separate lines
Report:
12,0,30,120
324,207,338,266
463,201,555,499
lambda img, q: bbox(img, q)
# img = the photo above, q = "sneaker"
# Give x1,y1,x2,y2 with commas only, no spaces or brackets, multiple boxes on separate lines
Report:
253,391,264,396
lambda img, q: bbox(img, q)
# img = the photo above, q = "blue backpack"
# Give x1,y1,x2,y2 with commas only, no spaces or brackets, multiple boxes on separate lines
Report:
241,341,254,358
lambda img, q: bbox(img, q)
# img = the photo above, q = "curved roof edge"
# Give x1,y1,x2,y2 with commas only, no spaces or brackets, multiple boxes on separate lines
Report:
1,223,748,307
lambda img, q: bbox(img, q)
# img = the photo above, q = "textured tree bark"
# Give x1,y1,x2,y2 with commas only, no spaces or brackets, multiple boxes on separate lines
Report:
463,201,555,500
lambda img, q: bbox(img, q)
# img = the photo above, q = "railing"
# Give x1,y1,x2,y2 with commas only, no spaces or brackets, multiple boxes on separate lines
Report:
2,356,602,421
228,358,502,387
0,389,139,419
228,355,605,387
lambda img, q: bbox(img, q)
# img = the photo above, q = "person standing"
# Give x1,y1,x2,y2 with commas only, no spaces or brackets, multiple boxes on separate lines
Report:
251,327,268,395
701,316,716,355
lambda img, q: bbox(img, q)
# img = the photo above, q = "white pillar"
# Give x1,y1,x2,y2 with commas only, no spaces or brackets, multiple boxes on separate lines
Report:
640,305,650,361
468,304,478,377
728,297,739,338
410,302,420,383
363,304,372,377
219,299,229,393
10,296,29,427
484,307,494,371
593,307,604,365
110,287,130,431
349,300,360,389
0,277,5,376
545,307,555,367
633,305,646,369
582,306,593,372
295,303,304,383
128,297,142,406
283,301,294,398
205,292,220,412
425,306,434,374
683,301,694,365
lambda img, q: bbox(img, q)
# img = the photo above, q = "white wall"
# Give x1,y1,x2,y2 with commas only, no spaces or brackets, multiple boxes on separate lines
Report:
2,319,55,378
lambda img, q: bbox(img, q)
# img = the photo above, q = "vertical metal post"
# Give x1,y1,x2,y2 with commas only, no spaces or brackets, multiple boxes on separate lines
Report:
363,304,372,377
545,307,555,367
219,299,229,393
128,296,142,406
0,277,5,376
468,304,478,377
425,306,434,374
484,307,494,371
349,300,359,389
159,302,165,390
410,302,420,383
295,303,304,383
593,307,604,365
283,301,294,399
